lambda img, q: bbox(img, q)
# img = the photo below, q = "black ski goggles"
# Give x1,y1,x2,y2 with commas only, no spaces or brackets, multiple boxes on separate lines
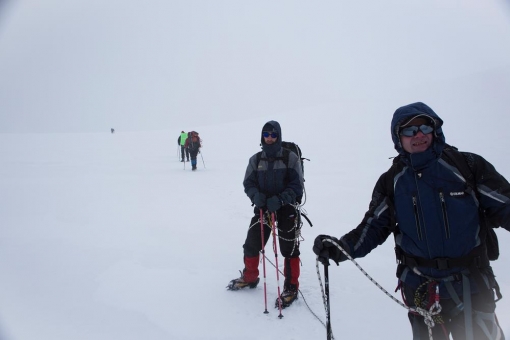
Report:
262,131,278,138
400,124,434,137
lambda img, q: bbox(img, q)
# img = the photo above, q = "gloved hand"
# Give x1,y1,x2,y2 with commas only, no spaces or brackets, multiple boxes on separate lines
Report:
279,190,295,205
266,195,282,212
252,192,266,208
313,235,347,266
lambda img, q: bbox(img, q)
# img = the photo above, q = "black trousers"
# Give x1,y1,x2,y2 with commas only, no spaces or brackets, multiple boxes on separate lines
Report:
180,145,189,160
243,205,300,259
189,150,198,160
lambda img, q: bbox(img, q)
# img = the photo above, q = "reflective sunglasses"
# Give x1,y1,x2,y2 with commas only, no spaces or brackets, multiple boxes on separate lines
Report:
262,131,278,138
400,124,434,137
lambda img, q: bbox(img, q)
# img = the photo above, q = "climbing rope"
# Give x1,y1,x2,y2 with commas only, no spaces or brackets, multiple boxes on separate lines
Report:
316,238,442,340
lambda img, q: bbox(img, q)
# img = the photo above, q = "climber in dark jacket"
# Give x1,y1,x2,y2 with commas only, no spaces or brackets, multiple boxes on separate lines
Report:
185,131,201,171
314,102,509,340
227,120,303,309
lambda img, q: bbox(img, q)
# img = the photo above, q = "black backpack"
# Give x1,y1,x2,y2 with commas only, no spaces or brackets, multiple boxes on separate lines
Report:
281,141,308,179
385,145,499,261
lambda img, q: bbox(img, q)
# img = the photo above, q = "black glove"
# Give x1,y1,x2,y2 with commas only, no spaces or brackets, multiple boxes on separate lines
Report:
252,192,266,208
267,195,282,212
313,235,347,266
279,190,295,205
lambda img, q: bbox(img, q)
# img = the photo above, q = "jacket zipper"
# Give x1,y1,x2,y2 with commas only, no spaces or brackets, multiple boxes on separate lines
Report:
412,196,423,240
439,191,451,239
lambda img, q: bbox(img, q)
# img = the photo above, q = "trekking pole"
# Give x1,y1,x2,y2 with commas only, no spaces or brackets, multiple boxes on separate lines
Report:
271,212,284,318
260,209,269,314
200,150,206,169
324,264,332,340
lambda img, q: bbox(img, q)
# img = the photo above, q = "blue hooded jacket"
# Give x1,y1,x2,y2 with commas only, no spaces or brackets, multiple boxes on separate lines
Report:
338,102,510,295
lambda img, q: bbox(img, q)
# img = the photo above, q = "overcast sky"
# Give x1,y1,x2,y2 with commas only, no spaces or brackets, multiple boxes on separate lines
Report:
1,0,510,133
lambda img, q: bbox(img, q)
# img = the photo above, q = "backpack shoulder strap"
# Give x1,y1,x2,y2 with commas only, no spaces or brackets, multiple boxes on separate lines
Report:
383,156,402,232
282,148,291,168
384,155,401,200
442,145,501,263
442,145,477,195
256,151,262,168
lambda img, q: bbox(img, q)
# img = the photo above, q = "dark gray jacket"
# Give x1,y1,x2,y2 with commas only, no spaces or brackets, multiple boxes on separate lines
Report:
243,121,303,204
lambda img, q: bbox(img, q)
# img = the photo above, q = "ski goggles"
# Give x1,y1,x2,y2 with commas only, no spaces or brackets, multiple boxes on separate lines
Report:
262,131,278,138
400,124,434,137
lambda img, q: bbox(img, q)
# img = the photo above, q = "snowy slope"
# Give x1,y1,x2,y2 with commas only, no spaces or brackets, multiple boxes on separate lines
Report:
1,104,509,340
1,0,510,338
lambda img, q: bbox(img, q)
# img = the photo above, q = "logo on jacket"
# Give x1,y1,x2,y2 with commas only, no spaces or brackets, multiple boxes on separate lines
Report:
450,191,466,197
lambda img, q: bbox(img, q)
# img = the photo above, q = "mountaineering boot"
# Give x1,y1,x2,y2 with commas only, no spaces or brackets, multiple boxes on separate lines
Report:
283,257,300,291
275,283,298,308
226,256,260,290
226,271,260,290
192,165,197,171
